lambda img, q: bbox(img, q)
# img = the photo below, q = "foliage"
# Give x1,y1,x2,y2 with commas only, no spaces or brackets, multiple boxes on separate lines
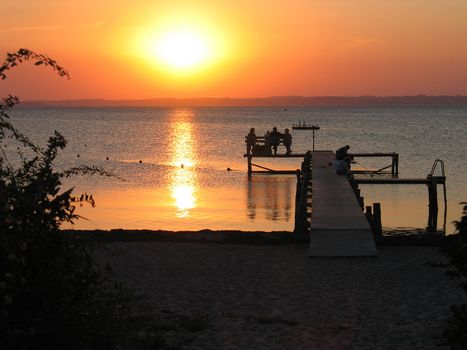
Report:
439,203,467,349
0,49,162,349
441,203,467,287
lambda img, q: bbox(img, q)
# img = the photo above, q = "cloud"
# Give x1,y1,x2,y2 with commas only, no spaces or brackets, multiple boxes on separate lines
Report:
0,22,106,33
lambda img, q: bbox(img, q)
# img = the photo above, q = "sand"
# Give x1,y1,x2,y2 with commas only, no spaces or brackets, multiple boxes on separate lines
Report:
98,242,465,350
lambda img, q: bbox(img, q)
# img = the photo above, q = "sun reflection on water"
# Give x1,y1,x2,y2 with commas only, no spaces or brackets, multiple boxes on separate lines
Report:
168,110,198,217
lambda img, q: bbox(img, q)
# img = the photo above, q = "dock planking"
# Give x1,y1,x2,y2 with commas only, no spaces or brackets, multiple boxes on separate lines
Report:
309,151,377,257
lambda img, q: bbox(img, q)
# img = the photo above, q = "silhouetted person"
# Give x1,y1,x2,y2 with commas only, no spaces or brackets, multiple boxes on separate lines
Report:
335,159,350,176
270,127,282,155
246,128,257,155
336,145,350,160
283,128,292,155
336,145,351,170
264,130,272,155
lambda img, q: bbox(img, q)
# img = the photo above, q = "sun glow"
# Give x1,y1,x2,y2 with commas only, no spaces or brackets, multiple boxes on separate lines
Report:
133,15,229,75
155,31,210,69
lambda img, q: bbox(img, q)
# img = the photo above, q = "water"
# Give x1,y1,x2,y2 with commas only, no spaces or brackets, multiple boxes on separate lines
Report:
4,106,467,233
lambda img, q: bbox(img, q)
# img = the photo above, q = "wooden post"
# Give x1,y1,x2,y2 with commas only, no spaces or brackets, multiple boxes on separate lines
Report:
293,170,303,237
396,154,399,177
312,129,315,151
427,180,438,233
301,165,309,233
365,205,375,236
373,203,383,241
392,154,399,177
355,188,361,198
359,196,364,209
247,155,252,175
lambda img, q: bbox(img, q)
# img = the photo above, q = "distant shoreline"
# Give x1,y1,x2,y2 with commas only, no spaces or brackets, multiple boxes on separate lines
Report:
20,95,467,108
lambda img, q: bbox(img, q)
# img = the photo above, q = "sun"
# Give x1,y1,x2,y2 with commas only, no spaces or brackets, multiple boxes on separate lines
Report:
133,19,229,75
151,30,211,71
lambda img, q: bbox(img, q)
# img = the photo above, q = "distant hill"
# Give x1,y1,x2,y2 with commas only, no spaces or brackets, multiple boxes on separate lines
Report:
21,95,467,108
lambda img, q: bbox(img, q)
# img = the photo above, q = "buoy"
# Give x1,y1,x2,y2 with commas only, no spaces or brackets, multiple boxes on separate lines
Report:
106,157,109,160
139,160,142,164
227,167,232,171
181,164,184,168
77,154,80,157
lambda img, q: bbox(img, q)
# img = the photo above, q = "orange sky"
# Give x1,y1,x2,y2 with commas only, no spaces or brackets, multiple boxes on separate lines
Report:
1,0,467,100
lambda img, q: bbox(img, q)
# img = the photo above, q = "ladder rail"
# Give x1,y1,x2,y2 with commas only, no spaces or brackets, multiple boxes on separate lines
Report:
428,159,448,233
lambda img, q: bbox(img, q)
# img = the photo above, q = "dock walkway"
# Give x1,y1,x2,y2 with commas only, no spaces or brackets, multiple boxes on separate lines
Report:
309,151,377,257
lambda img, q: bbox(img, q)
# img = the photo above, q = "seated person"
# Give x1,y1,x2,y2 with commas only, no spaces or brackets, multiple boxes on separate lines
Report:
336,145,350,160
333,159,350,176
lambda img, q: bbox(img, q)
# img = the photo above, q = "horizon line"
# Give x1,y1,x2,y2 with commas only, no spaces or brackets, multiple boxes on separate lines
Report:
22,94,467,102
18,95,467,108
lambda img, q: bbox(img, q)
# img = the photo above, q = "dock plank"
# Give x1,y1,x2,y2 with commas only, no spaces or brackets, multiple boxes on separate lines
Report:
309,151,377,257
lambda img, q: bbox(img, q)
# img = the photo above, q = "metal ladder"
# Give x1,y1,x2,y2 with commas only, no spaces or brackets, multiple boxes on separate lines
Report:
429,159,447,233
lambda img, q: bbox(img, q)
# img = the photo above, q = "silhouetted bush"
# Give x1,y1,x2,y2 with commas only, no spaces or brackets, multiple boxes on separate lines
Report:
0,49,162,349
439,203,467,349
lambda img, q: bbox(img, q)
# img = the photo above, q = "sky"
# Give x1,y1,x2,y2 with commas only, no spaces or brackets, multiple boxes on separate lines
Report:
1,0,467,100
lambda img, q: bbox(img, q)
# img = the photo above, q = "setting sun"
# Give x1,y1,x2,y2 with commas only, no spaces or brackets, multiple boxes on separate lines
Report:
155,31,210,70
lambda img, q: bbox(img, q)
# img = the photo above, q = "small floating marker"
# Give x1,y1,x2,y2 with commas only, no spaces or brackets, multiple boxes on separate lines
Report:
227,167,232,171
106,157,109,160
77,154,80,157
139,160,142,164
181,164,184,168
284,108,287,111
84,144,87,147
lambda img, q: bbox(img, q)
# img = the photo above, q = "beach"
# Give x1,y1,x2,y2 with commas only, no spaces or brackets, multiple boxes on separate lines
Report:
98,241,465,349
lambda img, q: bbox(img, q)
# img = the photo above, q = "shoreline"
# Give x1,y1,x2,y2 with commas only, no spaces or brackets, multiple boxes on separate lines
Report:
68,228,446,246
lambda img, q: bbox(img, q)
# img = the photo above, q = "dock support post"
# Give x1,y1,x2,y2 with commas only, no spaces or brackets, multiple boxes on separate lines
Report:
392,154,399,177
365,205,375,237
427,179,438,233
294,152,312,240
247,155,252,175
373,203,383,241
300,161,309,234
312,129,316,151
294,170,303,238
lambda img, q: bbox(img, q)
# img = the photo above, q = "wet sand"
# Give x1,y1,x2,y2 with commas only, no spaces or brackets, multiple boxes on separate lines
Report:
98,242,464,350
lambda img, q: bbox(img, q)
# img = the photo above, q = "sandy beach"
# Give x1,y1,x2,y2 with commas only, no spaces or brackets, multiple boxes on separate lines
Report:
98,242,465,350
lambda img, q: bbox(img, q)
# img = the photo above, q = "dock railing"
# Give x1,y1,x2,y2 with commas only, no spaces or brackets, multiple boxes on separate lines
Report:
244,136,309,175
349,152,399,177
353,159,447,234
293,151,312,240
348,176,384,241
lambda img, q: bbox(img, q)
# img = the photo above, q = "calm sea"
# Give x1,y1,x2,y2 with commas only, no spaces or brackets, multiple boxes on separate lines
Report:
6,106,467,233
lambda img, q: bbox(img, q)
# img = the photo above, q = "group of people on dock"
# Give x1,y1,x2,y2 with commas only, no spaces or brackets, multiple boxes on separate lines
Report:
247,128,352,175
246,127,292,156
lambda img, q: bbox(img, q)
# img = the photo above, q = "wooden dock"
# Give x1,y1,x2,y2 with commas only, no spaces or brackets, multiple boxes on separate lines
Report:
309,151,377,257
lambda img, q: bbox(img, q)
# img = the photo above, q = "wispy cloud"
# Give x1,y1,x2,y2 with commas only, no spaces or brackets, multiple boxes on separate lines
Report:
0,22,106,33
